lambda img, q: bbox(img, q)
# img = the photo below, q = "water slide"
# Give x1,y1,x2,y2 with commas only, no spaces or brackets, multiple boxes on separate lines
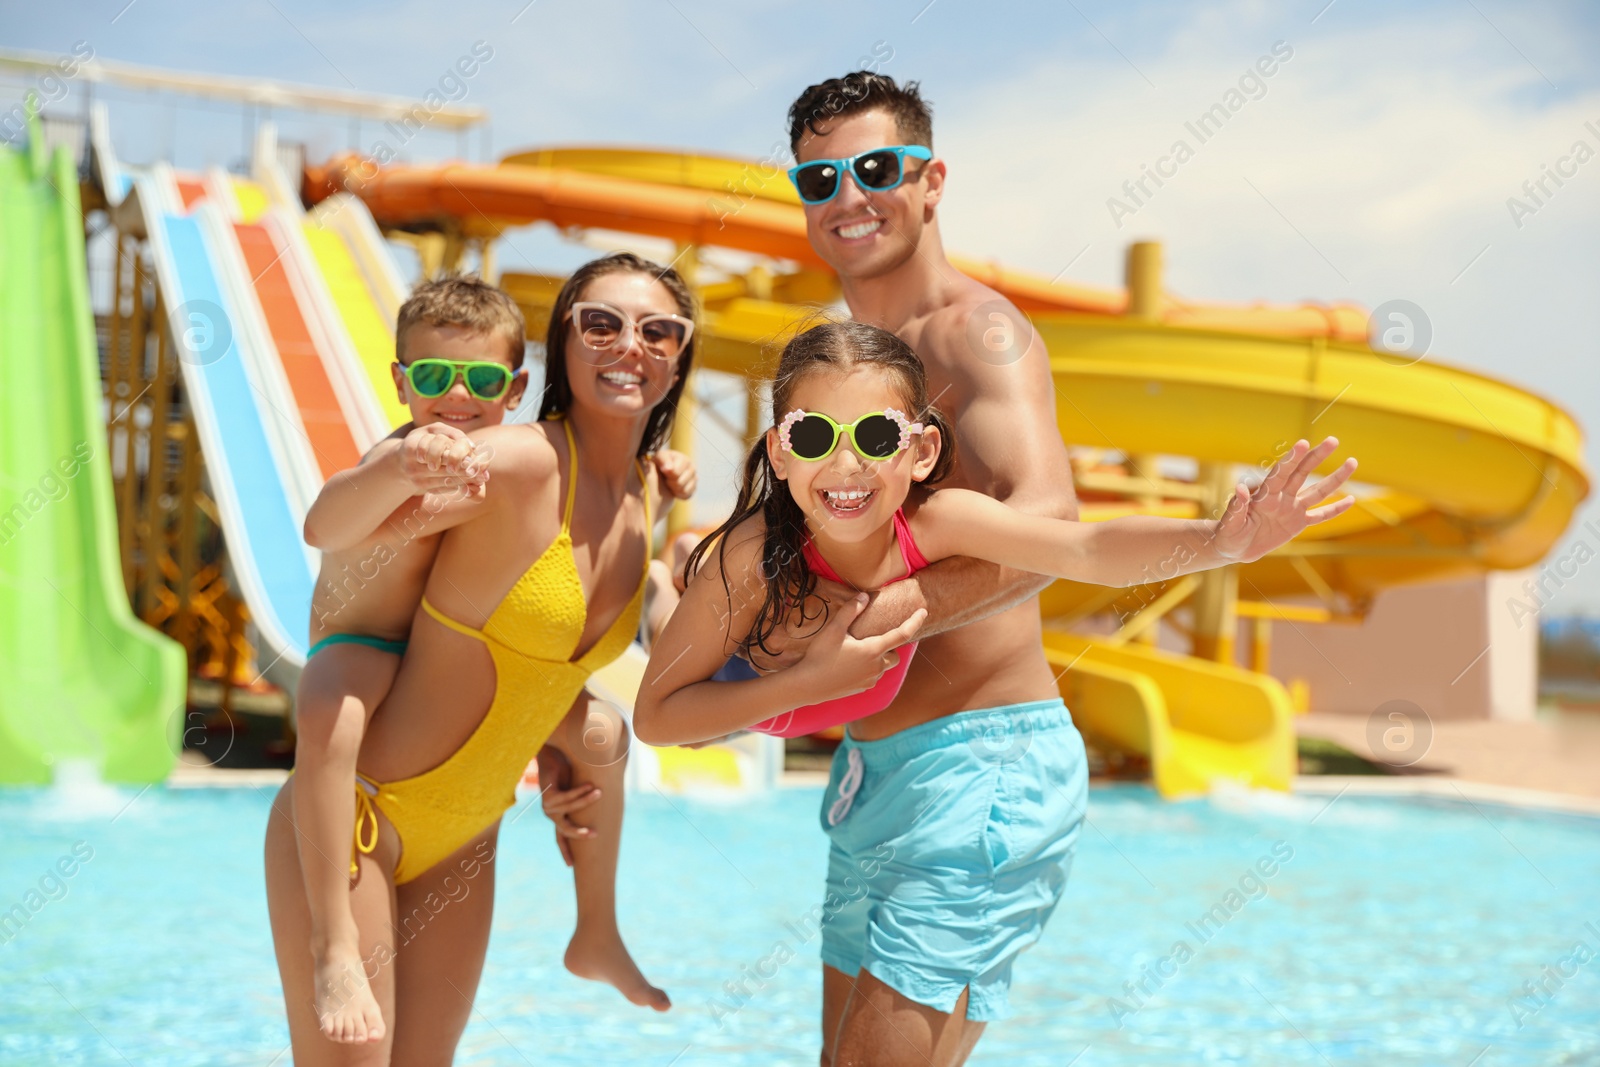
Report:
0,116,184,784
305,147,1589,796
80,117,779,789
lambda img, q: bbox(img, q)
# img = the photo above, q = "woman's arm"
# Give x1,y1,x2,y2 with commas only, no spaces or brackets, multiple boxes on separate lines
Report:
922,438,1358,587
303,422,485,550
632,521,924,746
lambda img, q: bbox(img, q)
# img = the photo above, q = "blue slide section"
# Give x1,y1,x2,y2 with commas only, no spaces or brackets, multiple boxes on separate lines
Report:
154,208,313,662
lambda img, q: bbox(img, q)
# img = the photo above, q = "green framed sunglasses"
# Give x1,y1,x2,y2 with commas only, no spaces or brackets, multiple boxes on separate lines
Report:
399,358,516,401
777,408,924,462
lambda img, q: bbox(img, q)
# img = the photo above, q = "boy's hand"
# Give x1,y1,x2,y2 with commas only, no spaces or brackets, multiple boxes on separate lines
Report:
790,594,926,701
652,449,697,500
1213,437,1358,563
398,422,488,496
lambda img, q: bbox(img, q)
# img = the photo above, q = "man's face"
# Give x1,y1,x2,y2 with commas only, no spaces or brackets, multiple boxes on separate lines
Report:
793,109,941,283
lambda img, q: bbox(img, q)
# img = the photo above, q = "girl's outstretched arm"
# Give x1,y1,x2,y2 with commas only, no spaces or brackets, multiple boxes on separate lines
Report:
633,520,924,746
919,437,1358,588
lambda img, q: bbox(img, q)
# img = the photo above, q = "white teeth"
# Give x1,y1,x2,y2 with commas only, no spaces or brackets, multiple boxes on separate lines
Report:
823,488,873,509
600,371,643,385
837,218,883,239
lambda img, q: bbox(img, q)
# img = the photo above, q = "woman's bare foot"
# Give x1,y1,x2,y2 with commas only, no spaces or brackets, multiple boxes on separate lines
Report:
564,925,671,1011
312,944,386,1043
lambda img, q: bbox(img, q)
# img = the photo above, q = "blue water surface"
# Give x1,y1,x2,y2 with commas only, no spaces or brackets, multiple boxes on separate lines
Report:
0,780,1597,1065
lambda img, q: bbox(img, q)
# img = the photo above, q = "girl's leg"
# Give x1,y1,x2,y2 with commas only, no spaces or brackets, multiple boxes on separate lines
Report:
544,690,670,1010
290,643,401,1043
266,777,401,1066
389,823,502,1067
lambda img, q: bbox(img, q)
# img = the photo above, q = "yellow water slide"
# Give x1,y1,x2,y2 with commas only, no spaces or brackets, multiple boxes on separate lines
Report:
308,147,1590,797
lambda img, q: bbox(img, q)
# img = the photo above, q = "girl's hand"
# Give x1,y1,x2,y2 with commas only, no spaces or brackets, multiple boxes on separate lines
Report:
653,449,697,500
398,422,487,496
1214,437,1358,563
792,594,927,701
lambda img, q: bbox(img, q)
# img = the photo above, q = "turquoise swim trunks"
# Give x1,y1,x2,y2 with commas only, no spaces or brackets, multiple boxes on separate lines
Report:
819,698,1088,1021
306,633,408,659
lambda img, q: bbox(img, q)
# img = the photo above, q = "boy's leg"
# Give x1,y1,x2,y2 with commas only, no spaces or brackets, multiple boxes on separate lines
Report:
539,689,669,1010
265,776,400,1066
641,532,702,649
291,642,401,1043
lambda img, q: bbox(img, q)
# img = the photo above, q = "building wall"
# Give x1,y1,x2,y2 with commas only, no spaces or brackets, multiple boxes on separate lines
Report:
1262,568,1537,721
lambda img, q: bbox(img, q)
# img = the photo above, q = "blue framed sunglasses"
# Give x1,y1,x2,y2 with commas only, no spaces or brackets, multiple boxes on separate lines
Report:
787,145,933,205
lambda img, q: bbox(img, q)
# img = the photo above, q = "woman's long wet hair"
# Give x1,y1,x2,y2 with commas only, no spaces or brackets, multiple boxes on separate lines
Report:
537,252,697,457
685,319,956,661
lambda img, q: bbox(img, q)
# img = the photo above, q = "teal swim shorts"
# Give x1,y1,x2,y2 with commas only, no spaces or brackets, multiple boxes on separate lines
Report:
819,698,1089,1021
306,633,408,659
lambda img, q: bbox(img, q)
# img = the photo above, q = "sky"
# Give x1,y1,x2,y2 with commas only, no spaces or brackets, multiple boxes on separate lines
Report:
5,0,1600,614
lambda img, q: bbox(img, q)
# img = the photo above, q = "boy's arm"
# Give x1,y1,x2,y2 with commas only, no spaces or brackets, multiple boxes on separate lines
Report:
923,438,1358,587
303,422,486,551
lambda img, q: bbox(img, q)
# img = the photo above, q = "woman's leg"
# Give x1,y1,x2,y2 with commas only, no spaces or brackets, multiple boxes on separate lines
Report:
388,822,501,1067
543,690,669,1010
291,643,401,1042
266,777,402,1066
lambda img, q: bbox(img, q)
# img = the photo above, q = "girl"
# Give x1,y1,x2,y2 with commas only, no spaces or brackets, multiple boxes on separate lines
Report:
633,319,1357,747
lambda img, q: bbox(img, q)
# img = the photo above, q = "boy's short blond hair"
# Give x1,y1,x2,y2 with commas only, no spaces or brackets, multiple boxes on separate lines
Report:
396,274,527,369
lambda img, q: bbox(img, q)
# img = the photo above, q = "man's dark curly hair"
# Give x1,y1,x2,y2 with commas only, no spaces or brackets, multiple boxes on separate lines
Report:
786,73,933,157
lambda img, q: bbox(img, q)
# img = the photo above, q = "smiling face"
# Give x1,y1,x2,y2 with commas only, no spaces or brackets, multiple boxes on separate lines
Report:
794,108,943,283
391,323,527,432
766,363,942,548
560,271,685,423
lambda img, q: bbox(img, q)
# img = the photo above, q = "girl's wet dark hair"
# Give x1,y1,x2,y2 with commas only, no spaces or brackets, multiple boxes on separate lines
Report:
538,251,697,457
686,319,956,661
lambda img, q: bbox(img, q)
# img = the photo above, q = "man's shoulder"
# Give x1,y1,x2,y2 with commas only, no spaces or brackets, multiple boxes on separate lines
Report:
906,279,1029,369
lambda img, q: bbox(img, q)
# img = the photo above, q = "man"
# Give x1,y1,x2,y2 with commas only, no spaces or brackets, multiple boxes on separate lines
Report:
777,73,1086,1067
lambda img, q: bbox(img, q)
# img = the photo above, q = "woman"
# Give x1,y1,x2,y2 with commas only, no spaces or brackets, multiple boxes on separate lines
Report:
264,252,697,1065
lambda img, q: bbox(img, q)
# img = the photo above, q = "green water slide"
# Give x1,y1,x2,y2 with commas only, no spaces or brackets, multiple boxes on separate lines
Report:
0,114,184,784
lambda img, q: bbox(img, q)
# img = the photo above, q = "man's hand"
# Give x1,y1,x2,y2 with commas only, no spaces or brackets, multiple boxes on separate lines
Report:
1213,437,1357,563
742,576,858,672
653,449,697,501
398,422,488,497
534,745,598,867
787,594,927,701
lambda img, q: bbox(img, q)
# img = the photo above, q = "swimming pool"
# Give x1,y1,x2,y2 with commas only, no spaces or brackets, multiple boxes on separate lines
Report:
1,779,1596,1065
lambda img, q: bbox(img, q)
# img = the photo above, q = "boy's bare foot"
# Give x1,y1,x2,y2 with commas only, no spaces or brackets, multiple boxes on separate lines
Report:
565,926,671,1011
313,945,386,1043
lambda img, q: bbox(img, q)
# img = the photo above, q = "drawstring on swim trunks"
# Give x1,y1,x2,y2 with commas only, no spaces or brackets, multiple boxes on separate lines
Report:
351,779,379,876
828,747,864,827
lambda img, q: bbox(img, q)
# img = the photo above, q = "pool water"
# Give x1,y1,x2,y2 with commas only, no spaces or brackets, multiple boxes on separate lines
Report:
1,780,1597,1065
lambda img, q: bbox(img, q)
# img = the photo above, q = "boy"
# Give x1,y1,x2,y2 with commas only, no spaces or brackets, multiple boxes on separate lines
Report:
295,275,683,1044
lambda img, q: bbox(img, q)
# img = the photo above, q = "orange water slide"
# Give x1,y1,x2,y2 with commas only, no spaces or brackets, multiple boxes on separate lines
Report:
304,150,1370,339
232,222,362,478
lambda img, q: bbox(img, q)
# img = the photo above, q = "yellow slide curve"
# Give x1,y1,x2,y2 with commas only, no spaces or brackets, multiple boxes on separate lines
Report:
309,147,1590,798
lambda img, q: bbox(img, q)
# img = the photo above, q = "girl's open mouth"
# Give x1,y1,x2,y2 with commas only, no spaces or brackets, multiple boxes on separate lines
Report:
820,487,876,517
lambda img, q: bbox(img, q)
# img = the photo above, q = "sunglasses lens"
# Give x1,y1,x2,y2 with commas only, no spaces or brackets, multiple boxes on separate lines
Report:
408,361,453,397
577,306,625,348
465,364,511,399
853,415,902,458
853,150,903,190
639,317,688,358
788,415,837,459
795,162,840,204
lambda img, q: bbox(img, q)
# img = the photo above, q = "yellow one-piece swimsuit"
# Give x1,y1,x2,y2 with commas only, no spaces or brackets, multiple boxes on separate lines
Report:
351,417,651,885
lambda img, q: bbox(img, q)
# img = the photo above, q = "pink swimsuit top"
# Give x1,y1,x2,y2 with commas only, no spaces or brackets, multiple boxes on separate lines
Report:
748,508,930,738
